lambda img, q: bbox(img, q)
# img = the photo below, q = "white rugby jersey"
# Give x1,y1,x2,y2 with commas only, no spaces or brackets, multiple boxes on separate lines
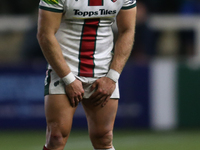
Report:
39,0,136,77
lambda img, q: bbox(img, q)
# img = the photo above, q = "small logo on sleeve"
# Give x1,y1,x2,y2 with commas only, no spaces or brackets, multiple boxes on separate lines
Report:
54,81,60,87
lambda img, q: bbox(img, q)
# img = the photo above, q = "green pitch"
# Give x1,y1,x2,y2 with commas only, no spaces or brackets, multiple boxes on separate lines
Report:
0,129,200,150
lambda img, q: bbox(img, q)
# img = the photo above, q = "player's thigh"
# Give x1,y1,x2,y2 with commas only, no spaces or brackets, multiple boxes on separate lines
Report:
45,94,77,135
82,99,118,132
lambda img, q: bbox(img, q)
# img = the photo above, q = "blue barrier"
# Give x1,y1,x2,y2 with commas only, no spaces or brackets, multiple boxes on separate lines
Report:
0,61,150,129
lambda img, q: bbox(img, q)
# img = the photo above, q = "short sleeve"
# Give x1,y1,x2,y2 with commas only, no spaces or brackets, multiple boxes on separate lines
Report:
39,0,65,13
121,0,136,10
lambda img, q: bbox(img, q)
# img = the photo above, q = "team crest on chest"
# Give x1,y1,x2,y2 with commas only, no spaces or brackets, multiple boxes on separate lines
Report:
111,0,117,2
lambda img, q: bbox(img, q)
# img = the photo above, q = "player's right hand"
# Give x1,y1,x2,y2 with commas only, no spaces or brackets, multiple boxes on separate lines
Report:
65,79,84,107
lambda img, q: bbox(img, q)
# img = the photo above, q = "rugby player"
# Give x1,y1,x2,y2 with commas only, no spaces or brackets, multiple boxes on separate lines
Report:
37,0,137,149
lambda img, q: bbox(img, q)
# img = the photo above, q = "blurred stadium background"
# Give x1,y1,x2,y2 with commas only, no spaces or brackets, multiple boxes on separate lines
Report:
1,0,200,149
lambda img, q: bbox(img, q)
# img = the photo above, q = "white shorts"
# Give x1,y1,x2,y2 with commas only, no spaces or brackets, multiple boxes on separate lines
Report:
44,69,120,99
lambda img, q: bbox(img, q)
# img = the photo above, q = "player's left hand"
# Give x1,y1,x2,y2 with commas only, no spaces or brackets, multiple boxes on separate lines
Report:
89,77,116,107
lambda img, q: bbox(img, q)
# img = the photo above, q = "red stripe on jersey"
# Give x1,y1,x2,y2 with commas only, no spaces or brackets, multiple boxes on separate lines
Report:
79,19,100,77
89,0,103,6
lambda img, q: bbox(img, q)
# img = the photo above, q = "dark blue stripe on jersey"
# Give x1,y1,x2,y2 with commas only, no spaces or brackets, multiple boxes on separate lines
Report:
121,3,137,10
39,6,63,13
44,69,52,96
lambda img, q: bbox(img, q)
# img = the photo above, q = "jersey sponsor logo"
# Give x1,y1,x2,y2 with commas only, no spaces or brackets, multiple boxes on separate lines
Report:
74,9,98,17
73,9,117,17
42,0,58,4
99,9,117,15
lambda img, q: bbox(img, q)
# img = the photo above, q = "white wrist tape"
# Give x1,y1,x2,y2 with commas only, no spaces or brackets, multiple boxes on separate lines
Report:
106,69,120,83
62,72,76,85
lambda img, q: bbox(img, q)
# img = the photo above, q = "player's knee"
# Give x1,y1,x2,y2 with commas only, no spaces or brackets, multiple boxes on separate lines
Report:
47,122,69,149
91,129,113,148
48,132,63,148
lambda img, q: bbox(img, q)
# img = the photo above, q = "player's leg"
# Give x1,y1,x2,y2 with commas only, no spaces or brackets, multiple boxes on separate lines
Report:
82,99,118,150
43,94,77,150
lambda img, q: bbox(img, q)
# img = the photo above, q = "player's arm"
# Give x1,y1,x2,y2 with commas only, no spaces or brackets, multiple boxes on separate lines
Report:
89,7,137,107
37,9,84,107
37,9,70,78
110,7,137,74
